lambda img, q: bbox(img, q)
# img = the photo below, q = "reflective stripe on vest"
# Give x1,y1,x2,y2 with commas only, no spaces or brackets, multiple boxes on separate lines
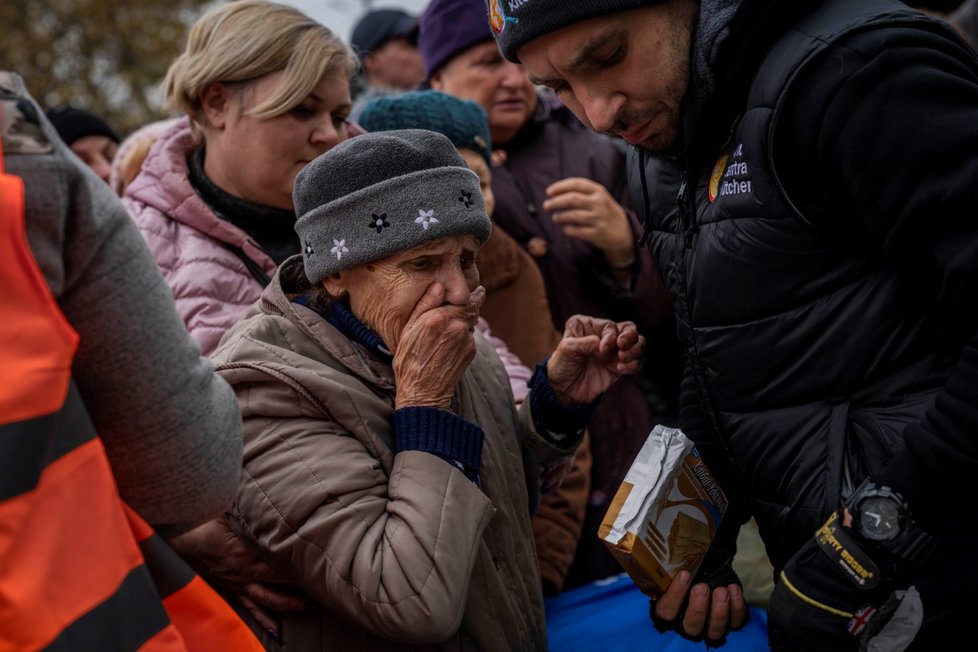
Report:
0,112,262,652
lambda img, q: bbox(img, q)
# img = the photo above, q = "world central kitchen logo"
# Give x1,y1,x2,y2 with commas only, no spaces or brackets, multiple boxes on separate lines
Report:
709,144,752,203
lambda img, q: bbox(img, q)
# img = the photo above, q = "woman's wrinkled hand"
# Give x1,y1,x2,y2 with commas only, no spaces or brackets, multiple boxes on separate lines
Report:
393,283,486,410
167,516,309,637
546,315,645,405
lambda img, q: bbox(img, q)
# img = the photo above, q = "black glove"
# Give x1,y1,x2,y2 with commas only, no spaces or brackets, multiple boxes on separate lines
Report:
768,511,920,652
649,549,745,648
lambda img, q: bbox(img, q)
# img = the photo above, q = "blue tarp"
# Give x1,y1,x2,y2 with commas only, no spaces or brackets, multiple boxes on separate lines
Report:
545,573,770,651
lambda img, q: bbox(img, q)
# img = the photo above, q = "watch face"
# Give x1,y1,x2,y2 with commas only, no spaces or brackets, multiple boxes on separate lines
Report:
858,496,901,541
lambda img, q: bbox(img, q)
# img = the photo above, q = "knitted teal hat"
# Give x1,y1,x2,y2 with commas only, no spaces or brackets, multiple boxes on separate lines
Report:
358,90,492,165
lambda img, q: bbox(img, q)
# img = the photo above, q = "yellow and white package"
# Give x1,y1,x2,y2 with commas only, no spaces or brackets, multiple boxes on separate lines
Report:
599,425,728,599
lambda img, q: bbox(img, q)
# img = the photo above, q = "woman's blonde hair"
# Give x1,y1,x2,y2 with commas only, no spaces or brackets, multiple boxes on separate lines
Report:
163,0,357,131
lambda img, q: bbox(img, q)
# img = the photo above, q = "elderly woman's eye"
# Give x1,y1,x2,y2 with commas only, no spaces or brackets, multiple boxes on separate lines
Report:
460,254,476,268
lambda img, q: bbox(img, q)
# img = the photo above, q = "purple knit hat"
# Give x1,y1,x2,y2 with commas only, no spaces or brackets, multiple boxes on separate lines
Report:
417,0,494,79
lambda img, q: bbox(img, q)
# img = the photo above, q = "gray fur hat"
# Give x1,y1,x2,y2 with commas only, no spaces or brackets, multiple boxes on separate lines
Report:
487,0,656,62
294,129,491,283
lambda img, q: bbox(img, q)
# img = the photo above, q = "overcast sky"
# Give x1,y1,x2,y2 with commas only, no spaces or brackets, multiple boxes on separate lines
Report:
280,0,429,43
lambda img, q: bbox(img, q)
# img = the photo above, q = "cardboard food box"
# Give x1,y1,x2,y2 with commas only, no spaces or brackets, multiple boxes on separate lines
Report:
599,425,728,599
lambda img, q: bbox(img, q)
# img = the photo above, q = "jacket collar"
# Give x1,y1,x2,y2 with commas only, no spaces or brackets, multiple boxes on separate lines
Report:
123,117,259,249
682,0,827,165
259,255,397,389
293,294,394,364
187,146,298,265
682,0,743,159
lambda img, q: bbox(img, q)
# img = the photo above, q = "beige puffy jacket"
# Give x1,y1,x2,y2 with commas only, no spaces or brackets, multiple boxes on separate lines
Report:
211,257,580,651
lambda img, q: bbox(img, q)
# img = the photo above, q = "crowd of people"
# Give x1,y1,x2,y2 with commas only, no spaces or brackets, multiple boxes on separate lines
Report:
3,0,978,650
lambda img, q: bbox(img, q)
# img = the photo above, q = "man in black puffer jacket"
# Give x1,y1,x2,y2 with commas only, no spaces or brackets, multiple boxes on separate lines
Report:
484,0,978,649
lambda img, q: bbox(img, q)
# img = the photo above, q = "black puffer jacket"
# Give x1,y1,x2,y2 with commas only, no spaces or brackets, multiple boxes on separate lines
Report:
630,0,978,605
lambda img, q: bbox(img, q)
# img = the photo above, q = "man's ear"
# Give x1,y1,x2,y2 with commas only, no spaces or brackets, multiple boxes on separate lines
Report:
429,69,444,91
200,81,232,130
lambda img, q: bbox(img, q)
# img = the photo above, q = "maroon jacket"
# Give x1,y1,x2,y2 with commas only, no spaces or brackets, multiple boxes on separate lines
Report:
491,92,677,588
492,93,671,336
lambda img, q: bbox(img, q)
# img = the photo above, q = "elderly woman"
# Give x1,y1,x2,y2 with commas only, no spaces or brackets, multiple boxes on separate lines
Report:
122,0,358,355
211,129,645,650
358,89,592,596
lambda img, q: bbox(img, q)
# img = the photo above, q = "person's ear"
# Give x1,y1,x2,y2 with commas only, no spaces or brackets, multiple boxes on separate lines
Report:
429,69,444,91
200,81,232,130
362,52,379,76
322,274,346,298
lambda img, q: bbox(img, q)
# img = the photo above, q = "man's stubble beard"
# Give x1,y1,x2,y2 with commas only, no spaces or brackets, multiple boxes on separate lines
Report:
607,0,695,155
606,80,687,156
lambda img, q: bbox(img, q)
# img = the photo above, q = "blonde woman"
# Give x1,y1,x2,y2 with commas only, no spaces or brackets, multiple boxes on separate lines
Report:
121,1,357,636
123,0,358,356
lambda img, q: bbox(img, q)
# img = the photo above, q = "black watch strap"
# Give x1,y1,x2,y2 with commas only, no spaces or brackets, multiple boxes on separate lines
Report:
880,522,935,564
815,511,884,590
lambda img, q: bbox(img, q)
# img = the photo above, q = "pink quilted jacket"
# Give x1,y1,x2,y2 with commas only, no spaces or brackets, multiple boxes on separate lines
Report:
122,117,278,355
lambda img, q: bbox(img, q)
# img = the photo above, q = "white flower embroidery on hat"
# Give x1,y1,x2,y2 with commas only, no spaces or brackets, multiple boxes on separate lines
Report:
331,239,348,260
415,209,439,230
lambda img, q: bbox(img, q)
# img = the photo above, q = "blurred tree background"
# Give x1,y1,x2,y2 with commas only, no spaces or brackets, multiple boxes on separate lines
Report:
1,0,966,140
0,0,213,137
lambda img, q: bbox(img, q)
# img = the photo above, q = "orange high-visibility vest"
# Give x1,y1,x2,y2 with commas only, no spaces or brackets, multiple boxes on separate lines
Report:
0,112,262,652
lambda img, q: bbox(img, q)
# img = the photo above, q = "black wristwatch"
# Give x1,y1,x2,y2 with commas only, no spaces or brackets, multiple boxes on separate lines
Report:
845,478,934,564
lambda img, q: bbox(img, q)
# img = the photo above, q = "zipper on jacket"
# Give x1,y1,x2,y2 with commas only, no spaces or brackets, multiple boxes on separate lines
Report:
676,171,696,249
637,148,653,246
672,164,744,487
635,154,742,483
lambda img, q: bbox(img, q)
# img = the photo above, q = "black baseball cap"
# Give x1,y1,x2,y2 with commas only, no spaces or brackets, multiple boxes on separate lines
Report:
350,8,417,59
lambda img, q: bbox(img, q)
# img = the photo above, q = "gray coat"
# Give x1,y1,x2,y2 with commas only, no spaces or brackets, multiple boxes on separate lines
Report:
3,71,242,535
